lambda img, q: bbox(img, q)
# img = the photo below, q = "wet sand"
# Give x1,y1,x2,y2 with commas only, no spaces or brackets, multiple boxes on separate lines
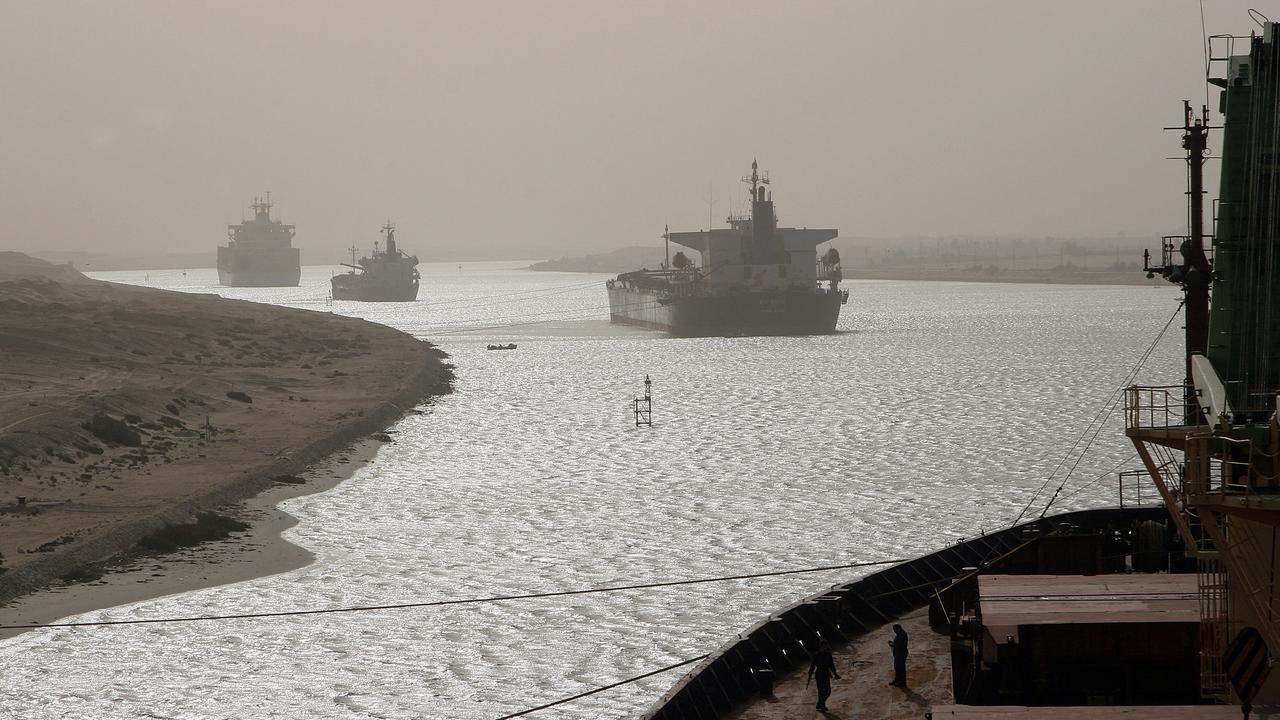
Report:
0,440,380,640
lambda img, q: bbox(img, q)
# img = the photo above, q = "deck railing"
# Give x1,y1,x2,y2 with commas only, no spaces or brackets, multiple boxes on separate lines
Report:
1125,384,1195,430
1116,470,1154,508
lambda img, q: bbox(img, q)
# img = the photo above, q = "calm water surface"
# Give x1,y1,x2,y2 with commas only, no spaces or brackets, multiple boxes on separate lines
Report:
1,264,1182,719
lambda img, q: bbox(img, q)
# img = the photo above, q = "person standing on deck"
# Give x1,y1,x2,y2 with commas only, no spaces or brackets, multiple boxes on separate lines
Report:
889,623,909,688
806,640,840,712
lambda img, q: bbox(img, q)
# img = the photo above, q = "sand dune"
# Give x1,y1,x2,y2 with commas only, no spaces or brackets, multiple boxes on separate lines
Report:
0,252,452,603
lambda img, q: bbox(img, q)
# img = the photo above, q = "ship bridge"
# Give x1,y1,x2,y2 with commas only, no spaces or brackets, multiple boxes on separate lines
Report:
667,227,838,288
666,161,838,291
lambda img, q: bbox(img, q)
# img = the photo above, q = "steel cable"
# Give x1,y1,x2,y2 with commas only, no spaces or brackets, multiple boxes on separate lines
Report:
1009,298,1184,526
0,557,906,631
491,655,710,720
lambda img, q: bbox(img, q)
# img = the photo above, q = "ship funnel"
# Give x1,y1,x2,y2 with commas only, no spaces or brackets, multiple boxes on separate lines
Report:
382,222,398,257
750,180,781,262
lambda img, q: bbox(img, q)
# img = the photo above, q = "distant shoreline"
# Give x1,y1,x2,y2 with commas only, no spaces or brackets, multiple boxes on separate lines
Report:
0,440,382,639
840,268,1161,286
526,263,1163,287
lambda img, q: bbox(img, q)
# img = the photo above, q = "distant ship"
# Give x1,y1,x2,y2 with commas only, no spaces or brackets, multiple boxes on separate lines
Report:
216,193,301,287
331,223,420,302
606,161,847,336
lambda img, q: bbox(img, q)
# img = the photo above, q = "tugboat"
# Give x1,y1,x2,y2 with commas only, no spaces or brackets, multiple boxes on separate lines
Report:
216,192,301,287
330,222,420,302
605,160,847,336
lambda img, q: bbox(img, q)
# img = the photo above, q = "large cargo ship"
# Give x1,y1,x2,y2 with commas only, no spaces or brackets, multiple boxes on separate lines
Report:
330,223,420,302
606,161,847,337
216,193,301,287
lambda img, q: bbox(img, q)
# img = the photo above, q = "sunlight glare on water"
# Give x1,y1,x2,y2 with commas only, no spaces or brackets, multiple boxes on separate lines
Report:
0,263,1184,719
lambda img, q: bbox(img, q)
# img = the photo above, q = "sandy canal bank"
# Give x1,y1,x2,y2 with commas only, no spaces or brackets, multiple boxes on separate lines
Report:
0,253,453,621
0,439,384,640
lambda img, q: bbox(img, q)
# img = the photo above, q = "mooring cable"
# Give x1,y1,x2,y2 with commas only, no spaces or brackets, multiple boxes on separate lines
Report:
1054,451,1142,504
0,557,906,631
492,654,710,720
1036,297,1186,518
1009,297,1184,527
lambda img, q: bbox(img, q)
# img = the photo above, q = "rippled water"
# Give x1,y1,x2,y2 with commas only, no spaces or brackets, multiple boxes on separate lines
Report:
1,264,1183,719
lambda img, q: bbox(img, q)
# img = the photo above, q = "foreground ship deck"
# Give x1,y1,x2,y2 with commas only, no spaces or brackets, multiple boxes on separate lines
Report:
727,605,1261,720
725,608,952,720
639,507,1220,719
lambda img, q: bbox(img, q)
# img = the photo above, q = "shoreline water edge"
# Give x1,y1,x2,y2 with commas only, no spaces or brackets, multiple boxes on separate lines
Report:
0,254,455,633
0,439,385,640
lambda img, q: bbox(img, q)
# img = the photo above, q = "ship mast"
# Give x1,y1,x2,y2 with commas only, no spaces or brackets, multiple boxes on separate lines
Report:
742,159,782,264
663,224,670,271
250,192,274,223
1180,102,1212,424
382,221,397,257
1142,102,1213,423
741,158,769,201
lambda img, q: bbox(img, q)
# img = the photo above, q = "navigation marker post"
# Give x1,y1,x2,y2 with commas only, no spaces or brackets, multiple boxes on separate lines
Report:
633,375,653,427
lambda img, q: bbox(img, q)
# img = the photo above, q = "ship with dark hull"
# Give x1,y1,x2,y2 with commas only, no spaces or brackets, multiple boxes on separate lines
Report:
216,193,300,287
330,223,420,302
606,161,846,337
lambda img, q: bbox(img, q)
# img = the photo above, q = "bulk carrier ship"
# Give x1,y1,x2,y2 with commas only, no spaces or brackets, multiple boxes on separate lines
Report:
216,193,301,287
642,16,1280,720
606,161,847,337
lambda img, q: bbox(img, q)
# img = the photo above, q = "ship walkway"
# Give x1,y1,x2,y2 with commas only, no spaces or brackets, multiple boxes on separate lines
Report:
723,607,951,720
930,706,1270,718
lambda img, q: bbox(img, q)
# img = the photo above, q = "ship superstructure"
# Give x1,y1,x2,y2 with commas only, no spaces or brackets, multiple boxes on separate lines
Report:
606,160,847,336
216,193,301,287
1128,21,1280,707
330,222,420,302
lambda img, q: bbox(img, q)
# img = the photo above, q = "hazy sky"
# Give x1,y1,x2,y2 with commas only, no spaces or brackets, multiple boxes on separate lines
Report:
0,1,1265,261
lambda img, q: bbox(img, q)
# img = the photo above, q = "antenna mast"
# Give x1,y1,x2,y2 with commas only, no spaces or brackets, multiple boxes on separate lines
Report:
663,224,670,272
742,158,770,198
1181,101,1212,424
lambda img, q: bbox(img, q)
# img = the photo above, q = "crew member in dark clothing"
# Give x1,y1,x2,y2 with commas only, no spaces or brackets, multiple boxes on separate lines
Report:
806,640,840,711
889,623,909,688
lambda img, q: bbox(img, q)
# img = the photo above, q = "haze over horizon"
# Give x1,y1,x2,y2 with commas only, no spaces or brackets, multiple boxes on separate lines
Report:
0,1,1262,263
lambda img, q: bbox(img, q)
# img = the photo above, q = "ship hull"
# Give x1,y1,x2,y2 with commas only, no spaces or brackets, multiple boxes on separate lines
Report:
216,246,301,287
330,277,419,302
216,267,302,287
607,285,842,336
